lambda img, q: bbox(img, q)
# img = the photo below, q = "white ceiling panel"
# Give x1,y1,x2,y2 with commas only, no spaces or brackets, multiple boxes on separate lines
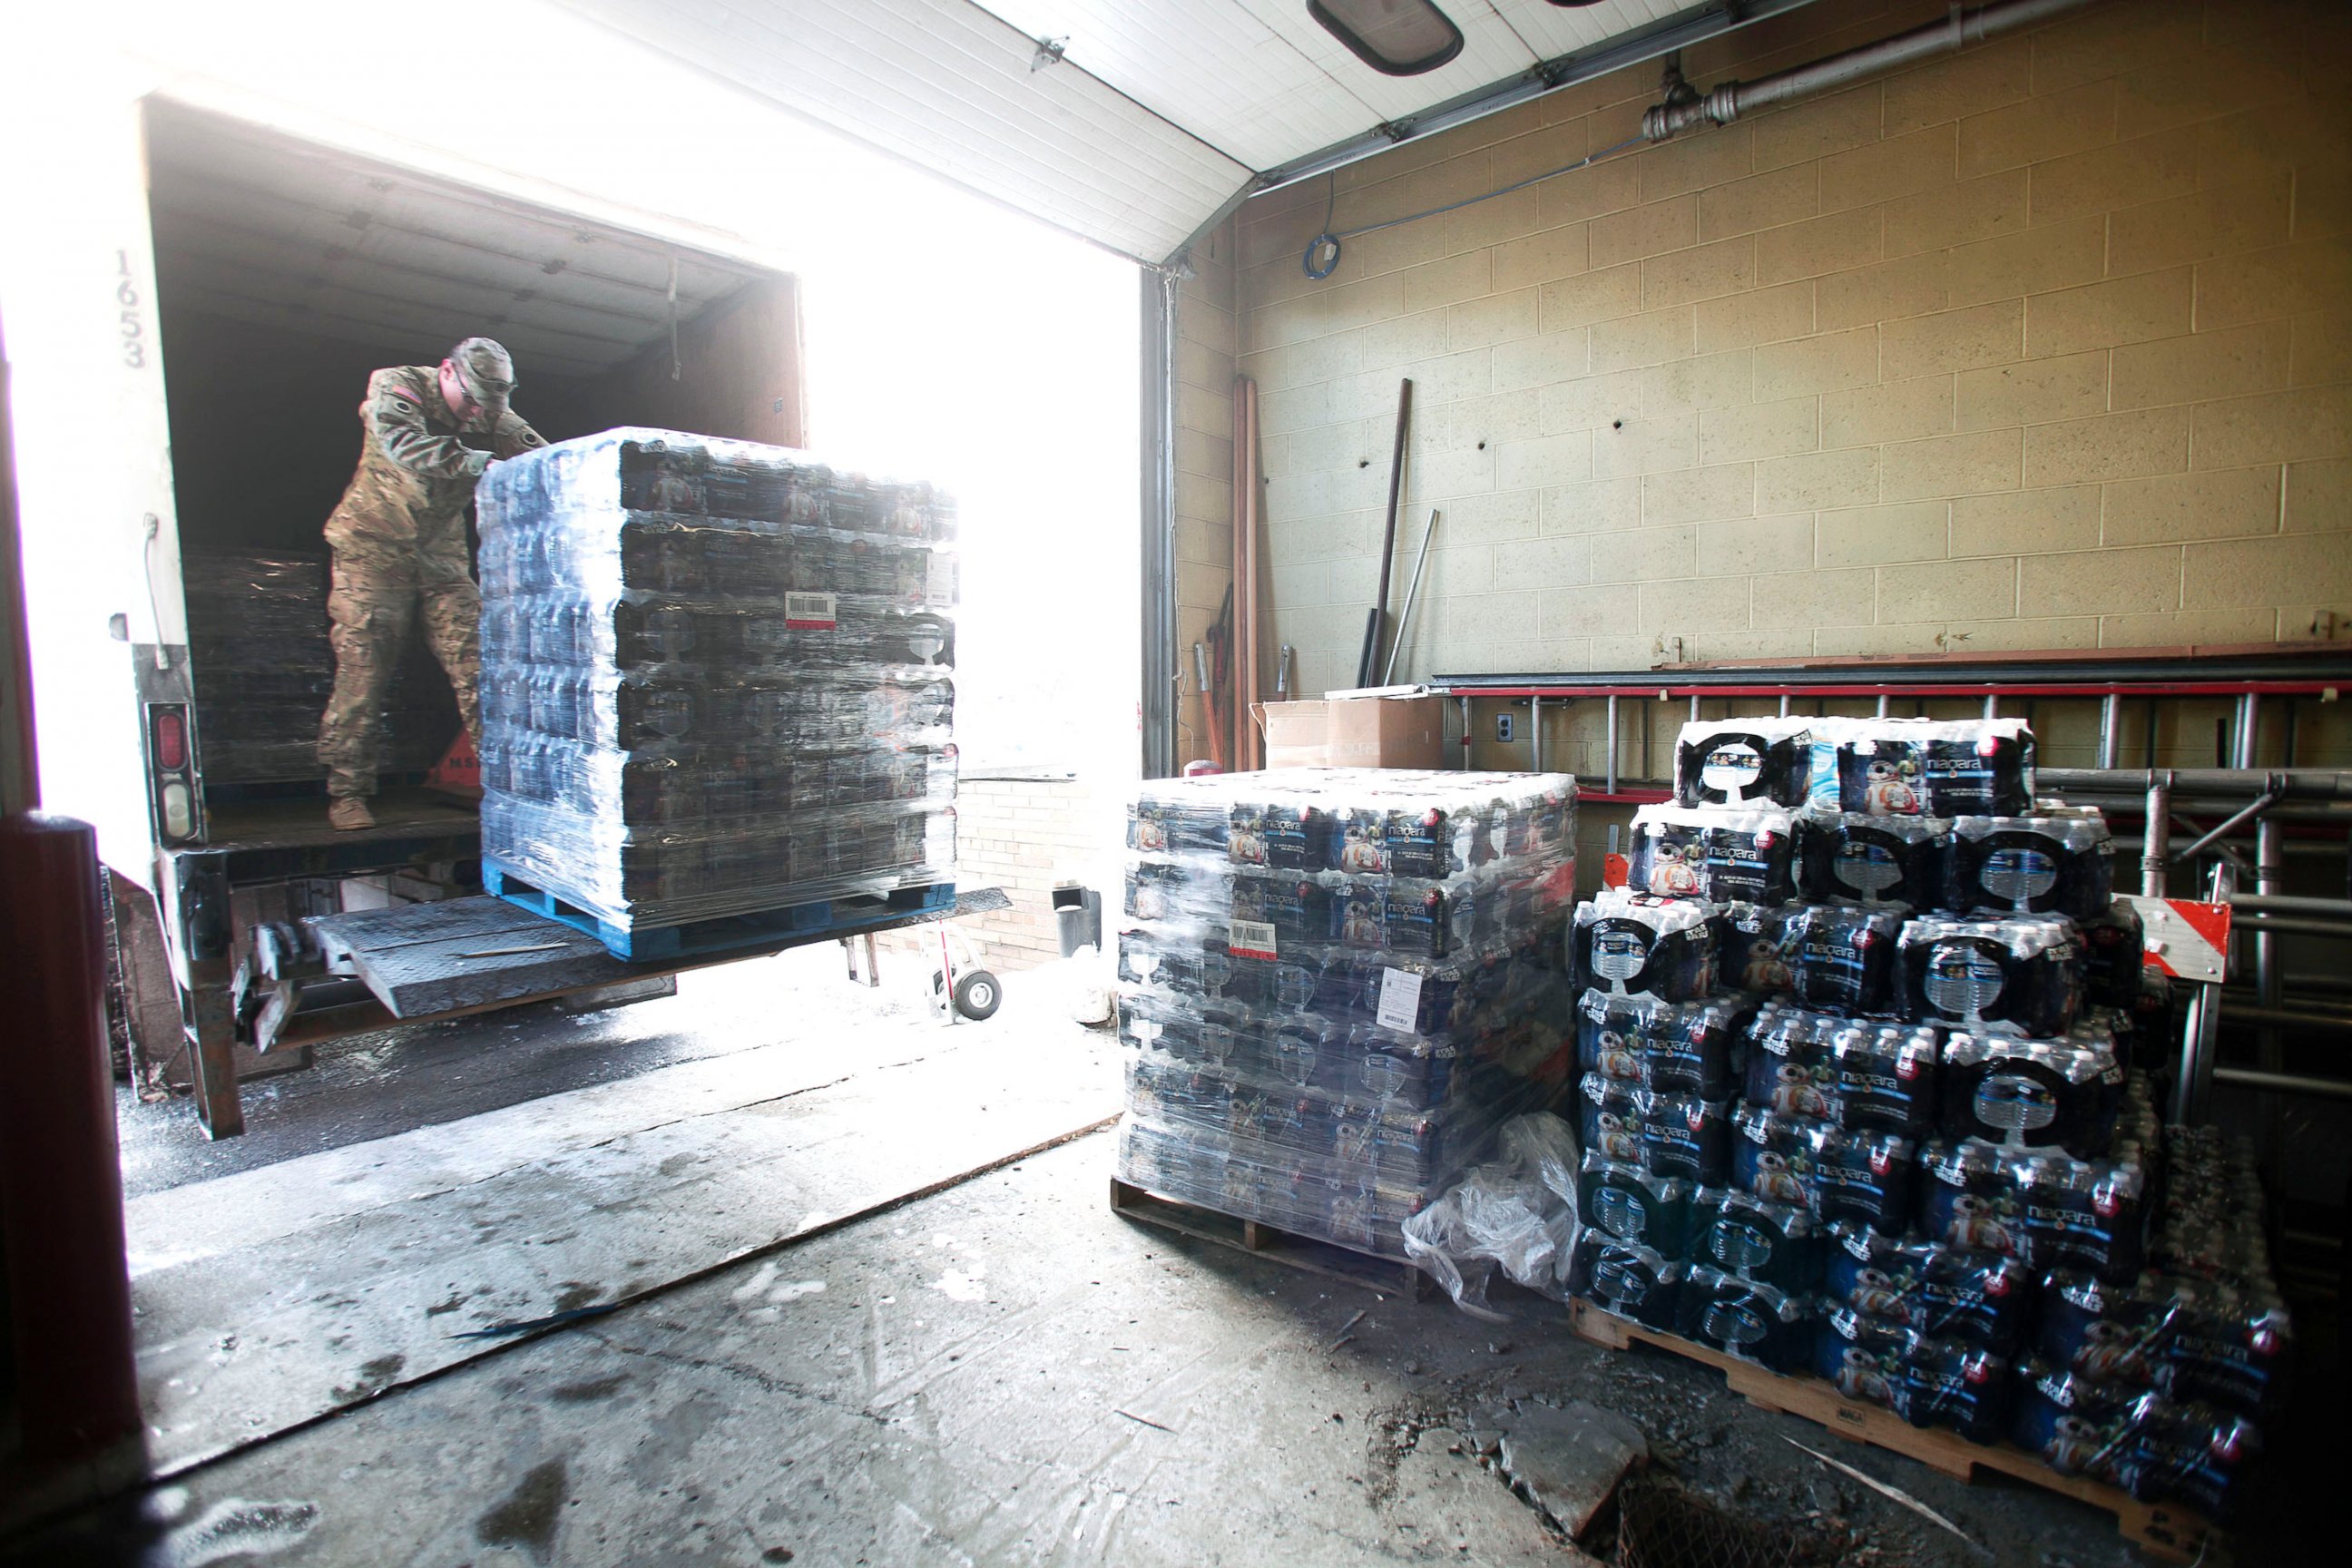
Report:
548,0,1818,264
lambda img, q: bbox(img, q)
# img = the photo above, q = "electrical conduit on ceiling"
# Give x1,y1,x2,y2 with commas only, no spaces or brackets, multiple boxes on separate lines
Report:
1302,0,2101,280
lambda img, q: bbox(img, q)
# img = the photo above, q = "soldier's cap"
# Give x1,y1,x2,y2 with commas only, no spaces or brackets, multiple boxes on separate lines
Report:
446,337,515,416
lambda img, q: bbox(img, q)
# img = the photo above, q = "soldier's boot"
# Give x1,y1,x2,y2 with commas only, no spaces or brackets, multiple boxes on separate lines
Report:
328,798,377,831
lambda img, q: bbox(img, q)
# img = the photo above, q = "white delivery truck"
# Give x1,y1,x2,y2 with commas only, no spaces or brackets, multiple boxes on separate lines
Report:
5,93,819,1136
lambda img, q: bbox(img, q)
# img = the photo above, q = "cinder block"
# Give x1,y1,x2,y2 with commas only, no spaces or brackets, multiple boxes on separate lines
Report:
1814,622,1943,656
1589,524,1697,584
1877,557,2018,622
2018,544,2182,616
1881,429,2024,502
1539,263,1642,331
1637,123,1754,201
1756,208,1883,286
1538,583,1639,639
1642,348,1753,415
1494,330,1594,393
2102,467,2284,546
1591,307,1697,373
1818,501,1950,567
2099,608,2279,647
1642,463,1759,526
2115,43,2301,142
2182,533,2352,610
2110,321,2290,411
1536,152,1642,229
1943,615,2100,652
1955,351,2112,432
2108,177,2295,275
1946,218,2106,310
1449,287,1542,351
1752,325,1880,400
1821,125,1958,213
2030,0,2206,96
2190,386,2352,469
1750,83,1884,172
1697,396,1820,465
1438,181,1547,255
1958,81,2117,179
2195,240,2352,331
1822,375,1955,448
1758,446,1880,513
1539,368,1643,433
1430,388,1543,452
1885,170,2029,259
2294,311,2352,388
1591,412,1698,478
1817,252,1951,332
1489,534,1594,588
1882,299,2024,379
1642,236,1758,309
1695,281,1817,352
2027,128,2199,225
1698,512,1815,576
1495,430,1596,490
1749,566,1877,629
1543,476,1642,535
2026,269,2194,359
2285,460,2349,534
1591,197,1699,270
2022,407,2190,485
1951,486,2102,558
1492,224,1592,294
1884,36,2033,135
1638,575,1751,632
1404,250,1494,314
1698,164,1819,242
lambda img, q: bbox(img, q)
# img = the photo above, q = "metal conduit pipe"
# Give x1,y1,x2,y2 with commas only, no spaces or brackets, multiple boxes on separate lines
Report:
2042,767,2352,799
2233,892,2352,917
2226,913,2352,939
2213,1065,2352,1101
1641,0,2097,142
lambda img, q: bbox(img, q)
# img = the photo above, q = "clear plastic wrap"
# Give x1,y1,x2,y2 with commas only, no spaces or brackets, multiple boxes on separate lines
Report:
1692,1186,1823,1292
1796,813,1948,908
1946,813,2113,919
1815,1308,2014,1443
1779,904,1906,1014
1627,804,1799,904
474,429,957,930
1572,890,1719,1001
183,550,452,783
1399,1112,1583,1319
1673,717,1816,808
1938,1033,2124,1152
1741,1004,1942,1137
1824,1224,2036,1355
1116,769,1578,1259
1897,915,2083,1036
1674,1266,1819,1373
1805,716,2037,818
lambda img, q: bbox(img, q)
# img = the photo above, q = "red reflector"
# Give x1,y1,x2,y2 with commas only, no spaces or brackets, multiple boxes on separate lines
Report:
155,710,186,769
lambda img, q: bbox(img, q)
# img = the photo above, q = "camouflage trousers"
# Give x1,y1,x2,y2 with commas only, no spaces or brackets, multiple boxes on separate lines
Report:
317,553,481,800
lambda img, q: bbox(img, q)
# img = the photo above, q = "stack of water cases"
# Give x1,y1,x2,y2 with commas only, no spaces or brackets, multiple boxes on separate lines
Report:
475,430,957,937
1117,769,1580,1258
182,550,454,783
1563,714,2283,1518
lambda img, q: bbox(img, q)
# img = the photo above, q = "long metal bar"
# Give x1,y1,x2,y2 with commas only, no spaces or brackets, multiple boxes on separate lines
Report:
2233,892,2352,916
2220,1001,2352,1028
1381,508,1439,685
2174,791,2280,862
1605,695,1620,796
2234,693,2260,769
1458,695,1472,770
2173,984,2216,1123
1139,268,1178,779
2099,695,2121,769
2214,1066,2352,1100
2141,773,2172,897
2046,767,2352,800
1531,696,1544,771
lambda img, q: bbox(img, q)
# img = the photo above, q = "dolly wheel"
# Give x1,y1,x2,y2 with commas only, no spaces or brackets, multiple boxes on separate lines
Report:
953,969,1002,1021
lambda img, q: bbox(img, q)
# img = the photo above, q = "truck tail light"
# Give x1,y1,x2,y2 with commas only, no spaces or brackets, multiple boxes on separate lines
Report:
155,709,187,769
146,702,201,844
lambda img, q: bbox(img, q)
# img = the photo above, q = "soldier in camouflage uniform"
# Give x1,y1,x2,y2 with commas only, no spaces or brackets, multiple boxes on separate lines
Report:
318,337,546,828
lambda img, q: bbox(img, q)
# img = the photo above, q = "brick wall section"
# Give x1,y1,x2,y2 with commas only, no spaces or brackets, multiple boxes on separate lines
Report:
1235,0,2352,694
882,776,1119,975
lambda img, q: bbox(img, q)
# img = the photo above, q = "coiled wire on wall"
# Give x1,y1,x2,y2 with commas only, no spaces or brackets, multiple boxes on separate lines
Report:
1302,133,1649,280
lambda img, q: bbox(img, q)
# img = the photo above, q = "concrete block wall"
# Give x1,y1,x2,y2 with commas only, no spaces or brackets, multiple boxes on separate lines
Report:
1235,0,2352,692
884,777,1120,975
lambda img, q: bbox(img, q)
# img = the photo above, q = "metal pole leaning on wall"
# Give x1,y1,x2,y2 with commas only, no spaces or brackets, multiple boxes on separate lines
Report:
2142,771,2172,897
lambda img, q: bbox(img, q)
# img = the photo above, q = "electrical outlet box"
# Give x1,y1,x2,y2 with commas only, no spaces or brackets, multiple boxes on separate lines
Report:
1496,713,1515,742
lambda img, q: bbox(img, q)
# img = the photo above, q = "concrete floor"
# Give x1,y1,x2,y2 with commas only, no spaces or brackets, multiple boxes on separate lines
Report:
10,952,2331,1565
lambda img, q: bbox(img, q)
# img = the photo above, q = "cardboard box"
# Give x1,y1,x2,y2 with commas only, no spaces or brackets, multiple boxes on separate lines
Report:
1257,700,1329,768
1326,693,1446,769
1255,692,1448,769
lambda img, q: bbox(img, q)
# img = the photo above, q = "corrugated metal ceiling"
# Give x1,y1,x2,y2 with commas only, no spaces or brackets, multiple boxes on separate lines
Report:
552,1,1814,267
144,103,763,378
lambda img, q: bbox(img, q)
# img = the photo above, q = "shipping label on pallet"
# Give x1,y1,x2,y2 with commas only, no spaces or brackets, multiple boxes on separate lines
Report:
2116,895,2231,984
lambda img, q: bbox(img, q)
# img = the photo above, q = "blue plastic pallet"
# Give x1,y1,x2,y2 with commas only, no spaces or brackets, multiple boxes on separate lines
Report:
484,858,956,963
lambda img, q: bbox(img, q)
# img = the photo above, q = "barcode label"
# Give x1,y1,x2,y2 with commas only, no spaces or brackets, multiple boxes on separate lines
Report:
1228,920,1278,959
926,552,955,605
1376,966,1424,1033
785,591,838,630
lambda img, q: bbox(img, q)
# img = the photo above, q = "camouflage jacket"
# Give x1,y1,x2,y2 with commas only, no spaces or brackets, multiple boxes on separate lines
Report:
324,364,544,567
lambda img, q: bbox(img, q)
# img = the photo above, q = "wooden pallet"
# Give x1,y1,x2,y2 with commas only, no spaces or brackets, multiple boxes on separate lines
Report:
485,859,955,961
1109,1178,1429,1298
1567,1299,2220,1563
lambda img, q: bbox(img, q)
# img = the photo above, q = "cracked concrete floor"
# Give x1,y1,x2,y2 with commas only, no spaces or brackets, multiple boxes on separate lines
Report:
11,1122,2314,1568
